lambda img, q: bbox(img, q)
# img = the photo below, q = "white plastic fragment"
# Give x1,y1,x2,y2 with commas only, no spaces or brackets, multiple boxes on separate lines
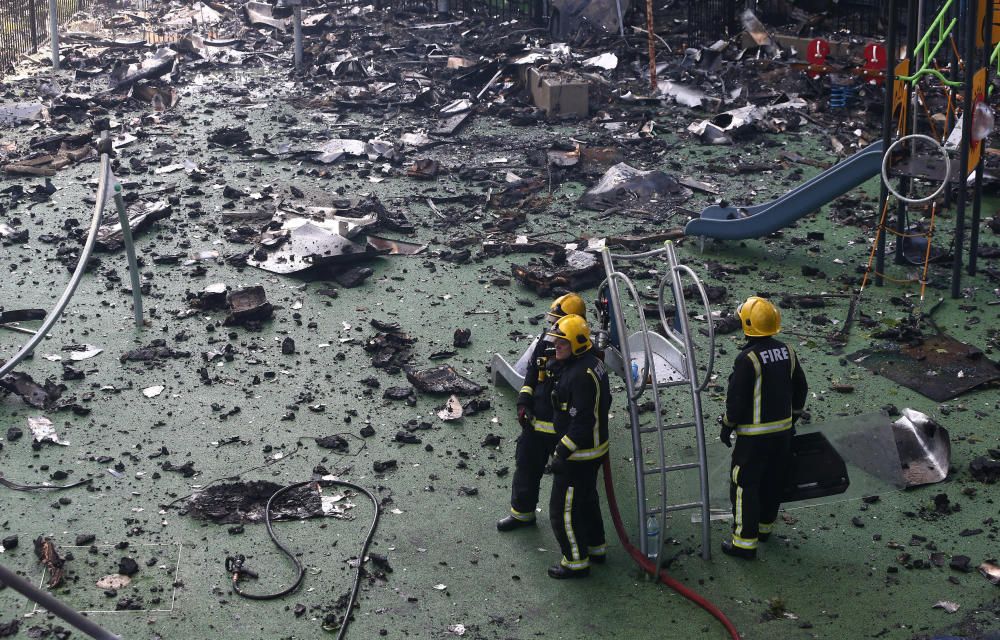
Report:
437,395,463,421
582,52,617,70
28,416,68,446
70,345,103,361
96,575,132,590
933,601,960,614
447,624,466,636
142,385,164,398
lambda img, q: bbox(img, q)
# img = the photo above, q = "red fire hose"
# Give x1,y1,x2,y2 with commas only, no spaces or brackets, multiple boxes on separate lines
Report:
602,458,742,640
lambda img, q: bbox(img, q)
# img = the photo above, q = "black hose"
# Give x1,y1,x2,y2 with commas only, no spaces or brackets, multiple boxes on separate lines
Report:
227,481,310,600
0,474,92,491
327,479,381,640
226,479,381,640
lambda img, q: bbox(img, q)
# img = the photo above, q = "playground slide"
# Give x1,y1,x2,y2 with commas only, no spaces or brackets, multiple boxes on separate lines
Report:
683,140,884,240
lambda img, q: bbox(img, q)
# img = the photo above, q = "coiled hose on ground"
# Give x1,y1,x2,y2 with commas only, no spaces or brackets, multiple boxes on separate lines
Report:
601,458,742,640
226,479,381,640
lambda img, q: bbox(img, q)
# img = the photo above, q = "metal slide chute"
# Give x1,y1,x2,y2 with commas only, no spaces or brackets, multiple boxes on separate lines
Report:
684,140,885,240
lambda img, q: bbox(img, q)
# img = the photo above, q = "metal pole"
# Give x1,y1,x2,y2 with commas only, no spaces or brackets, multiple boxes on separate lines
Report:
600,250,649,559
876,0,899,286
951,0,977,298
943,0,960,209
29,0,39,53
292,5,303,71
48,0,58,70
113,187,144,329
968,153,986,275
968,0,991,276
0,133,112,379
0,565,120,640
895,0,920,264
646,0,656,90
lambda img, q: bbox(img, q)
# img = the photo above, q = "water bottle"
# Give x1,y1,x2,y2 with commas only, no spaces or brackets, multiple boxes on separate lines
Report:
645,515,660,561
630,360,640,384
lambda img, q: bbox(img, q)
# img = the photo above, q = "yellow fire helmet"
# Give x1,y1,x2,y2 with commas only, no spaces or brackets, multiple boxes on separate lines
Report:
546,314,592,355
736,296,781,337
547,293,586,321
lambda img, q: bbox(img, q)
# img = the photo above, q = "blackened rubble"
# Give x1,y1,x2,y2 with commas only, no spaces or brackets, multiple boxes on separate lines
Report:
0,372,64,408
181,480,353,524
120,339,191,363
406,365,483,396
33,537,67,588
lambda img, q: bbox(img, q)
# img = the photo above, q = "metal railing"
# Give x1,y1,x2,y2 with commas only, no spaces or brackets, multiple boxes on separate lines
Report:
0,0,98,77
372,0,547,23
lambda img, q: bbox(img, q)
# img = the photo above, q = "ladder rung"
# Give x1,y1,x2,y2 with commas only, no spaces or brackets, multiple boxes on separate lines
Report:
646,501,703,516
664,501,703,513
638,421,695,434
643,462,700,475
653,379,690,388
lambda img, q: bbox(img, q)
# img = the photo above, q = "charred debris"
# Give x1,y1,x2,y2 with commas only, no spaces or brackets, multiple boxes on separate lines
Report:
2,1,1000,638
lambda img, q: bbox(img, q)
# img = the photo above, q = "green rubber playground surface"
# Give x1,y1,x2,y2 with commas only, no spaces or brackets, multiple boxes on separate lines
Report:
2,43,1000,640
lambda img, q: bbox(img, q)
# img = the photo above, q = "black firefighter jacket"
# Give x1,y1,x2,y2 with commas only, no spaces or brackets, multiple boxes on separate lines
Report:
723,336,808,436
517,336,560,434
551,350,611,462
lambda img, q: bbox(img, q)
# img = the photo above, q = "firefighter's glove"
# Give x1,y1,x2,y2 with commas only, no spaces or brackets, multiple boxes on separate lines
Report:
717,416,734,448
550,443,571,474
517,405,533,431
549,454,568,475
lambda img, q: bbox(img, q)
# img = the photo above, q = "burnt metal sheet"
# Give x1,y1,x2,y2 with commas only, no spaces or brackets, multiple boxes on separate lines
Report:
248,220,376,274
892,409,950,486
244,1,290,31
366,235,426,255
830,409,949,488
310,139,367,164
578,163,690,211
850,333,1000,401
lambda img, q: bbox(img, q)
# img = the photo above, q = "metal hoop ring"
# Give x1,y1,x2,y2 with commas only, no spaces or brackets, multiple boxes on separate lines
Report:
881,133,951,205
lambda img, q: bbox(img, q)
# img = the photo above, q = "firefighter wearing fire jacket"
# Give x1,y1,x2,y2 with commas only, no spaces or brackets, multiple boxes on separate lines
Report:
720,296,808,560
497,294,587,532
545,314,610,579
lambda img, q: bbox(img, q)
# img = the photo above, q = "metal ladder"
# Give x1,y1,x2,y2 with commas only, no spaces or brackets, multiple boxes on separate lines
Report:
597,241,715,562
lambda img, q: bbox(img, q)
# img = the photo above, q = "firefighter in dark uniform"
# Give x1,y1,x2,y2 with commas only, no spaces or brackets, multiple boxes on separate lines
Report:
719,296,808,559
545,314,610,579
497,293,587,532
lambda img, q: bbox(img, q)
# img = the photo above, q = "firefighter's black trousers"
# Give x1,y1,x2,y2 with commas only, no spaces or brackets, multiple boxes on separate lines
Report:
548,459,606,570
729,430,793,549
508,429,557,520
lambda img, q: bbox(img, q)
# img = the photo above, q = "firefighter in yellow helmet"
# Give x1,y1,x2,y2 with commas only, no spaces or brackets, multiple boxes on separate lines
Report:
719,296,808,559
497,294,586,532
544,313,610,579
